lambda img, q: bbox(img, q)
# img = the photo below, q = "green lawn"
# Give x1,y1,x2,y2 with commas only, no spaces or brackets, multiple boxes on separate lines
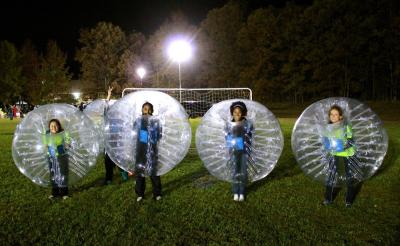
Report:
0,117,399,245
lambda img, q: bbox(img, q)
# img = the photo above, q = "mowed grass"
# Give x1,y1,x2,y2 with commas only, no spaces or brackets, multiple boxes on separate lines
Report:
0,117,399,245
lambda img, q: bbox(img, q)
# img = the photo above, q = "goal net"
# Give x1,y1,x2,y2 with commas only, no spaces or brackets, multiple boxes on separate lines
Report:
122,88,252,118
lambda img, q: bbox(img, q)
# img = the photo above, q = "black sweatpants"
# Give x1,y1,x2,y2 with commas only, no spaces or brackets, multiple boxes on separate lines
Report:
135,175,162,198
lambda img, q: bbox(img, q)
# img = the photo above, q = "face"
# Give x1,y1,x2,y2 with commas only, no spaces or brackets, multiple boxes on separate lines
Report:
142,105,151,115
232,107,243,122
329,109,342,123
49,121,59,134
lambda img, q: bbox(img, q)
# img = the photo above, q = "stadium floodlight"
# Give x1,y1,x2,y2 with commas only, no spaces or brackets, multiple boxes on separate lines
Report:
72,92,81,100
167,38,193,102
136,67,146,86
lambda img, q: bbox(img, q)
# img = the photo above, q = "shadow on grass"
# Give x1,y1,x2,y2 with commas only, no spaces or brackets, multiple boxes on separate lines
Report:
72,169,131,193
247,156,302,193
162,168,212,196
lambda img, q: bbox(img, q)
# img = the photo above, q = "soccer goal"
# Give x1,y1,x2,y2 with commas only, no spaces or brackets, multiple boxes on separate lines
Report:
121,88,253,118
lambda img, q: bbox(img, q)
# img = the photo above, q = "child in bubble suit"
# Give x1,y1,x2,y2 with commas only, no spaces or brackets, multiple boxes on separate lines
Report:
103,86,129,185
134,102,162,202
42,119,70,200
323,105,358,207
225,101,254,202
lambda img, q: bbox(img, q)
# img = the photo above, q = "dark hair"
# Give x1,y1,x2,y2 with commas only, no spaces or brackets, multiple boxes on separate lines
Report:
142,102,154,115
48,119,64,133
328,105,344,123
230,101,247,116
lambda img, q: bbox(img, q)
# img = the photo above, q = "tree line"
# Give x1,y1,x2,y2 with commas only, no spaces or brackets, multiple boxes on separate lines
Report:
1,0,399,105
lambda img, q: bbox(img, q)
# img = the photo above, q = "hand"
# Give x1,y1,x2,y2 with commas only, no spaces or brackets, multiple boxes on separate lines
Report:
345,138,354,149
106,86,114,100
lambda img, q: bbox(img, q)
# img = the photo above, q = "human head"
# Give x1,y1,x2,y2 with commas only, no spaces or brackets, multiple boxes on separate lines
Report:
142,102,153,115
328,105,343,124
230,101,247,122
49,119,63,134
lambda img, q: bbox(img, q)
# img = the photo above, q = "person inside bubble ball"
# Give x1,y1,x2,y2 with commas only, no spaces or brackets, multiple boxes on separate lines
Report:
225,101,254,202
134,102,162,202
323,105,358,207
42,119,70,200
104,86,129,185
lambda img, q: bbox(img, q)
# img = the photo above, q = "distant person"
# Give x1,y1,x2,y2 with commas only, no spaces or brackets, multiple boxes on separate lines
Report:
8,105,13,120
12,105,17,117
104,86,129,184
79,102,85,111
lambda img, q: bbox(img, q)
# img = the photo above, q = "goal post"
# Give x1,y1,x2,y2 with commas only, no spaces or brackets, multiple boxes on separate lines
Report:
121,88,253,118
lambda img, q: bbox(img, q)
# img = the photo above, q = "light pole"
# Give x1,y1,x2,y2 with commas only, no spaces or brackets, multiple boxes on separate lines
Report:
167,39,192,102
136,67,146,86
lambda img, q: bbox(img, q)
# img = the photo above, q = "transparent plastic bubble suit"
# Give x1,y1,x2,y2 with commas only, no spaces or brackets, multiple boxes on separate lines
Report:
105,91,191,175
196,99,284,182
84,99,116,149
291,97,388,186
12,104,102,187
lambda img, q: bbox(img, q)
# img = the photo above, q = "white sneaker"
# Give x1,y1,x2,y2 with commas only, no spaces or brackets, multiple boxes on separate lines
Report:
156,196,162,201
233,194,239,201
62,196,69,200
136,196,143,202
239,194,244,202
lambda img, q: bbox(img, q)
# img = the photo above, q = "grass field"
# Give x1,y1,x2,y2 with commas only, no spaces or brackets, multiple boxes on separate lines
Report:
0,114,399,245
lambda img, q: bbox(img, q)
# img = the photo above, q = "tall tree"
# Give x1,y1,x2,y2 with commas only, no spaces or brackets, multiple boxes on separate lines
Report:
118,30,146,88
197,1,246,87
0,40,23,105
76,22,127,93
144,12,198,88
39,40,71,103
19,39,41,104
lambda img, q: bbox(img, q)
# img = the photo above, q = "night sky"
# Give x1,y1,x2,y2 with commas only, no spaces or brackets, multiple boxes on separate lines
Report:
1,1,230,51
0,0,311,74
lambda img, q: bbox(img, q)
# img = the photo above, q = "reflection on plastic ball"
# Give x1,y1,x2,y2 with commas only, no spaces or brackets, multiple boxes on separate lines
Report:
291,97,388,186
12,104,102,187
196,99,283,182
84,99,117,130
105,91,191,176
84,99,116,149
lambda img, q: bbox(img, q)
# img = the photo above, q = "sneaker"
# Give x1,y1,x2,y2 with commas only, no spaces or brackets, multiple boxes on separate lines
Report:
233,194,239,201
121,171,129,181
323,200,332,206
48,195,55,200
345,202,352,208
155,196,162,201
136,196,143,202
239,194,245,202
62,196,69,200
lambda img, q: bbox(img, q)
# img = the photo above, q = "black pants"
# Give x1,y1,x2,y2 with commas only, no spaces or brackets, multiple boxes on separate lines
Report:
325,156,355,203
49,155,69,197
105,153,115,182
135,175,162,197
